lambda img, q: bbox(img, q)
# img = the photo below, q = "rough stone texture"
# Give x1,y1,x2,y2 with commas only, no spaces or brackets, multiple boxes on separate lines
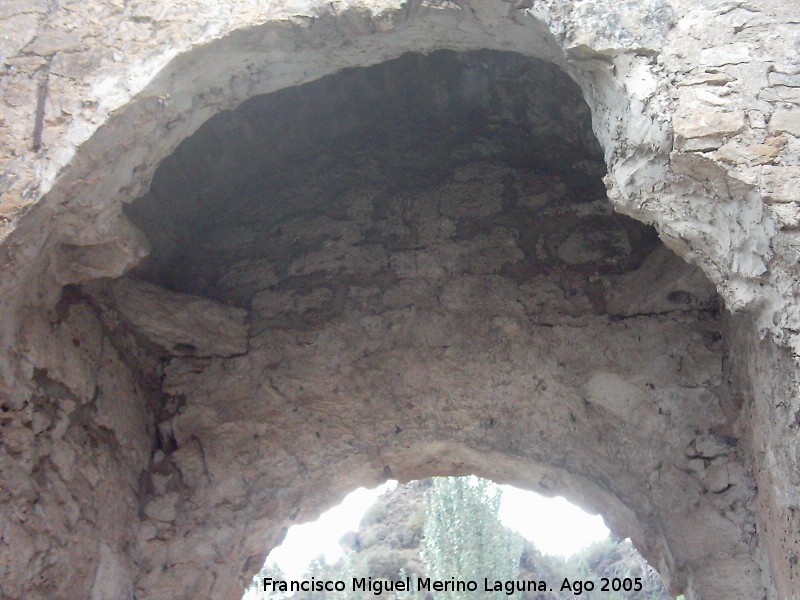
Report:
110,278,249,358
0,2,799,600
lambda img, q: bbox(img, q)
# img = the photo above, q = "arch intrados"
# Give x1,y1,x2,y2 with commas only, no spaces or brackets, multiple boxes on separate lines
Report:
51,8,572,211
13,4,639,301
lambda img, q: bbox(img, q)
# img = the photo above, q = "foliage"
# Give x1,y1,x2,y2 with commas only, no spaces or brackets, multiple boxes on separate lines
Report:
422,476,524,599
552,537,674,600
249,563,289,600
362,498,389,526
391,568,426,600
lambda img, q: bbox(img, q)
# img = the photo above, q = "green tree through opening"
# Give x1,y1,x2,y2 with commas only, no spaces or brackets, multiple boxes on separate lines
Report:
421,477,523,598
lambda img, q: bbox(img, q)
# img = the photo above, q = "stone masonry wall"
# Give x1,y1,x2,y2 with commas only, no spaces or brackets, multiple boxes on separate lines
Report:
0,1,799,599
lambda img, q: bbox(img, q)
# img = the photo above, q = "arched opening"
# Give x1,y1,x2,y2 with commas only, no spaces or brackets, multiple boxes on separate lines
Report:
243,477,671,600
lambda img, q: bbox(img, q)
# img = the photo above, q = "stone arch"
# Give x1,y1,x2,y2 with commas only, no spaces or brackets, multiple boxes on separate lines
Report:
103,46,758,600
1,2,798,600
0,2,680,317
1,2,783,343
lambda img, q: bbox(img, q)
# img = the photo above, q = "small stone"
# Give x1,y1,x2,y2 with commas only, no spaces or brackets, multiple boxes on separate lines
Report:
760,86,800,104
23,28,83,56
0,0,47,19
51,443,76,481
152,473,172,495
760,166,800,202
31,411,52,435
695,88,730,106
747,110,767,129
3,426,34,454
769,203,800,229
705,461,730,493
50,412,71,440
699,43,752,67
674,110,746,150
83,463,100,488
695,436,731,457
137,523,159,543
687,458,705,475
50,49,104,79
769,109,800,137
678,72,736,87
769,72,800,88
715,137,784,165
144,494,178,523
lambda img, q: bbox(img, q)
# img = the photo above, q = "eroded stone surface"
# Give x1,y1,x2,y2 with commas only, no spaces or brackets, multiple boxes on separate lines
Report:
110,278,248,357
0,2,799,600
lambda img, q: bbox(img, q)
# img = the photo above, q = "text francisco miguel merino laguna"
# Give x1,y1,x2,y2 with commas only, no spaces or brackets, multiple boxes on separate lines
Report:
262,575,556,596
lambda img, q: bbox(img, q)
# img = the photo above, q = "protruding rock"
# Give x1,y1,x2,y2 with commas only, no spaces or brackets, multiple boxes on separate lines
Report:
111,278,248,357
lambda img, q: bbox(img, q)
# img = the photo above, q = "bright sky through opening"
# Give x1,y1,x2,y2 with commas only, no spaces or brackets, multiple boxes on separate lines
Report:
264,481,610,580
